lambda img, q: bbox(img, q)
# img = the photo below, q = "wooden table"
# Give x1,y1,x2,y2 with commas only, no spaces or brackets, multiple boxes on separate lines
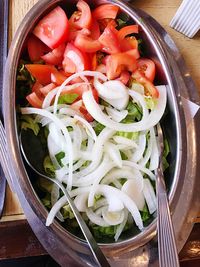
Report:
0,0,200,263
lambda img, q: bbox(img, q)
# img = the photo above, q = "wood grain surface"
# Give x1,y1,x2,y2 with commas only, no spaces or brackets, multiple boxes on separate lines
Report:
1,0,200,222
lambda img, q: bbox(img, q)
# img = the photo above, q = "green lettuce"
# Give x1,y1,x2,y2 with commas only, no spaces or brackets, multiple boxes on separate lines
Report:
43,155,55,177
21,114,40,136
58,94,79,104
55,151,65,166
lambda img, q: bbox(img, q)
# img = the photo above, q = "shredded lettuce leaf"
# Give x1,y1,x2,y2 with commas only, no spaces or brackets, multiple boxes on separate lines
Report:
58,94,79,104
55,151,65,166
145,97,158,110
21,115,40,136
43,155,55,177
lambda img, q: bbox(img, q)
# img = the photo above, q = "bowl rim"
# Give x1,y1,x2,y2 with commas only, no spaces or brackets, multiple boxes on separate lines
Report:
3,0,200,265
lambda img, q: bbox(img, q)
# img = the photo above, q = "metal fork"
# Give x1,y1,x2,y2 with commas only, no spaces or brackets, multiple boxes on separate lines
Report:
0,121,15,192
156,123,180,267
170,0,200,38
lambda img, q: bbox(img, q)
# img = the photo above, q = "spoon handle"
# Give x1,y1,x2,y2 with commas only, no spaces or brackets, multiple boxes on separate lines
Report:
44,176,111,267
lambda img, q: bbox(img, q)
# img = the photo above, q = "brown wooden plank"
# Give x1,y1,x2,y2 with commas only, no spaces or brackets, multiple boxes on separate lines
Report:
0,220,46,260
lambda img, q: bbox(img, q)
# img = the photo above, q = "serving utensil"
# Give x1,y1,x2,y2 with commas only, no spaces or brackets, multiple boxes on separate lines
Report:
156,123,180,267
0,0,9,218
19,129,111,267
170,0,200,38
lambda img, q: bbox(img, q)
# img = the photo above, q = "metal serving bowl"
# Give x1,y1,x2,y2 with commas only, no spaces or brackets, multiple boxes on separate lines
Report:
3,0,200,266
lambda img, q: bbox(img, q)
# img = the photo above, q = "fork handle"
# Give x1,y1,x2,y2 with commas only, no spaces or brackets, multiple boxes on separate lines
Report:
157,169,180,267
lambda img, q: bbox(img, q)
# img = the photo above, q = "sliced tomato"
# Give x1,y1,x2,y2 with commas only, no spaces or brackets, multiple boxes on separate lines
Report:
68,28,90,41
92,4,119,20
51,69,68,85
126,49,140,59
62,42,89,73
74,34,102,53
27,35,50,62
137,58,156,82
98,18,117,31
121,37,138,52
32,81,43,99
106,52,137,80
69,0,92,29
118,25,139,40
25,64,57,85
117,71,130,85
33,6,69,49
26,92,43,108
132,70,159,98
88,53,97,71
41,43,65,65
90,18,101,40
40,83,57,96
99,24,121,54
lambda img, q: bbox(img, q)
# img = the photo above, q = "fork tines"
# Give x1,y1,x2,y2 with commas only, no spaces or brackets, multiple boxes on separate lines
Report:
170,0,200,38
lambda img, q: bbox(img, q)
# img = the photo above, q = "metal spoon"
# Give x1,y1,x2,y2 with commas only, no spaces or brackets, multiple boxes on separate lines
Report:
20,129,111,267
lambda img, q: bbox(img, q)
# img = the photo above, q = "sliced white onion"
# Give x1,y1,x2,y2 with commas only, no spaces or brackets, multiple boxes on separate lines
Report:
149,128,159,171
105,107,128,122
86,207,109,227
114,209,129,241
21,108,74,191
74,115,97,141
74,193,89,212
74,156,115,187
101,168,143,193
131,132,146,162
123,160,156,180
51,184,64,222
139,129,153,167
113,136,138,148
46,195,66,226
53,71,107,114
94,79,128,100
82,85,166,132
72,128,115,179
95,185,143,230
104,142,122,168
121,180,145,211
143,179,157,214
102,209,125,226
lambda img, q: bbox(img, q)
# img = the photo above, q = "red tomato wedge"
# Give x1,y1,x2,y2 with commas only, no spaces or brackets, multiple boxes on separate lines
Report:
41,43,65,65
117,71,130,85
51,69,68,85
118,25,139,40
32,81,43,99
68,28,90,41
137,58,156,82
132,70,159,98
92,4,119,20
26,64,58,85
62,42,89,73
99,25,121,54
74,34,102,53
106,52,137,80
26,92,43,108
33,6,69,49
90,18,101,40
69,0,92,29
126,49,140,59
121,37,138,52
27,35,50,62
40,83,57,96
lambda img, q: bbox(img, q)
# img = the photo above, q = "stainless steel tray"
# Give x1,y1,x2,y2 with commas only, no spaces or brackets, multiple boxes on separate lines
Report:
3,0,200,266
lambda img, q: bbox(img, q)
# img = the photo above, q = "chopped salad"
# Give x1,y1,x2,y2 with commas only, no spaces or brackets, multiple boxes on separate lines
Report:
17,1,169,241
